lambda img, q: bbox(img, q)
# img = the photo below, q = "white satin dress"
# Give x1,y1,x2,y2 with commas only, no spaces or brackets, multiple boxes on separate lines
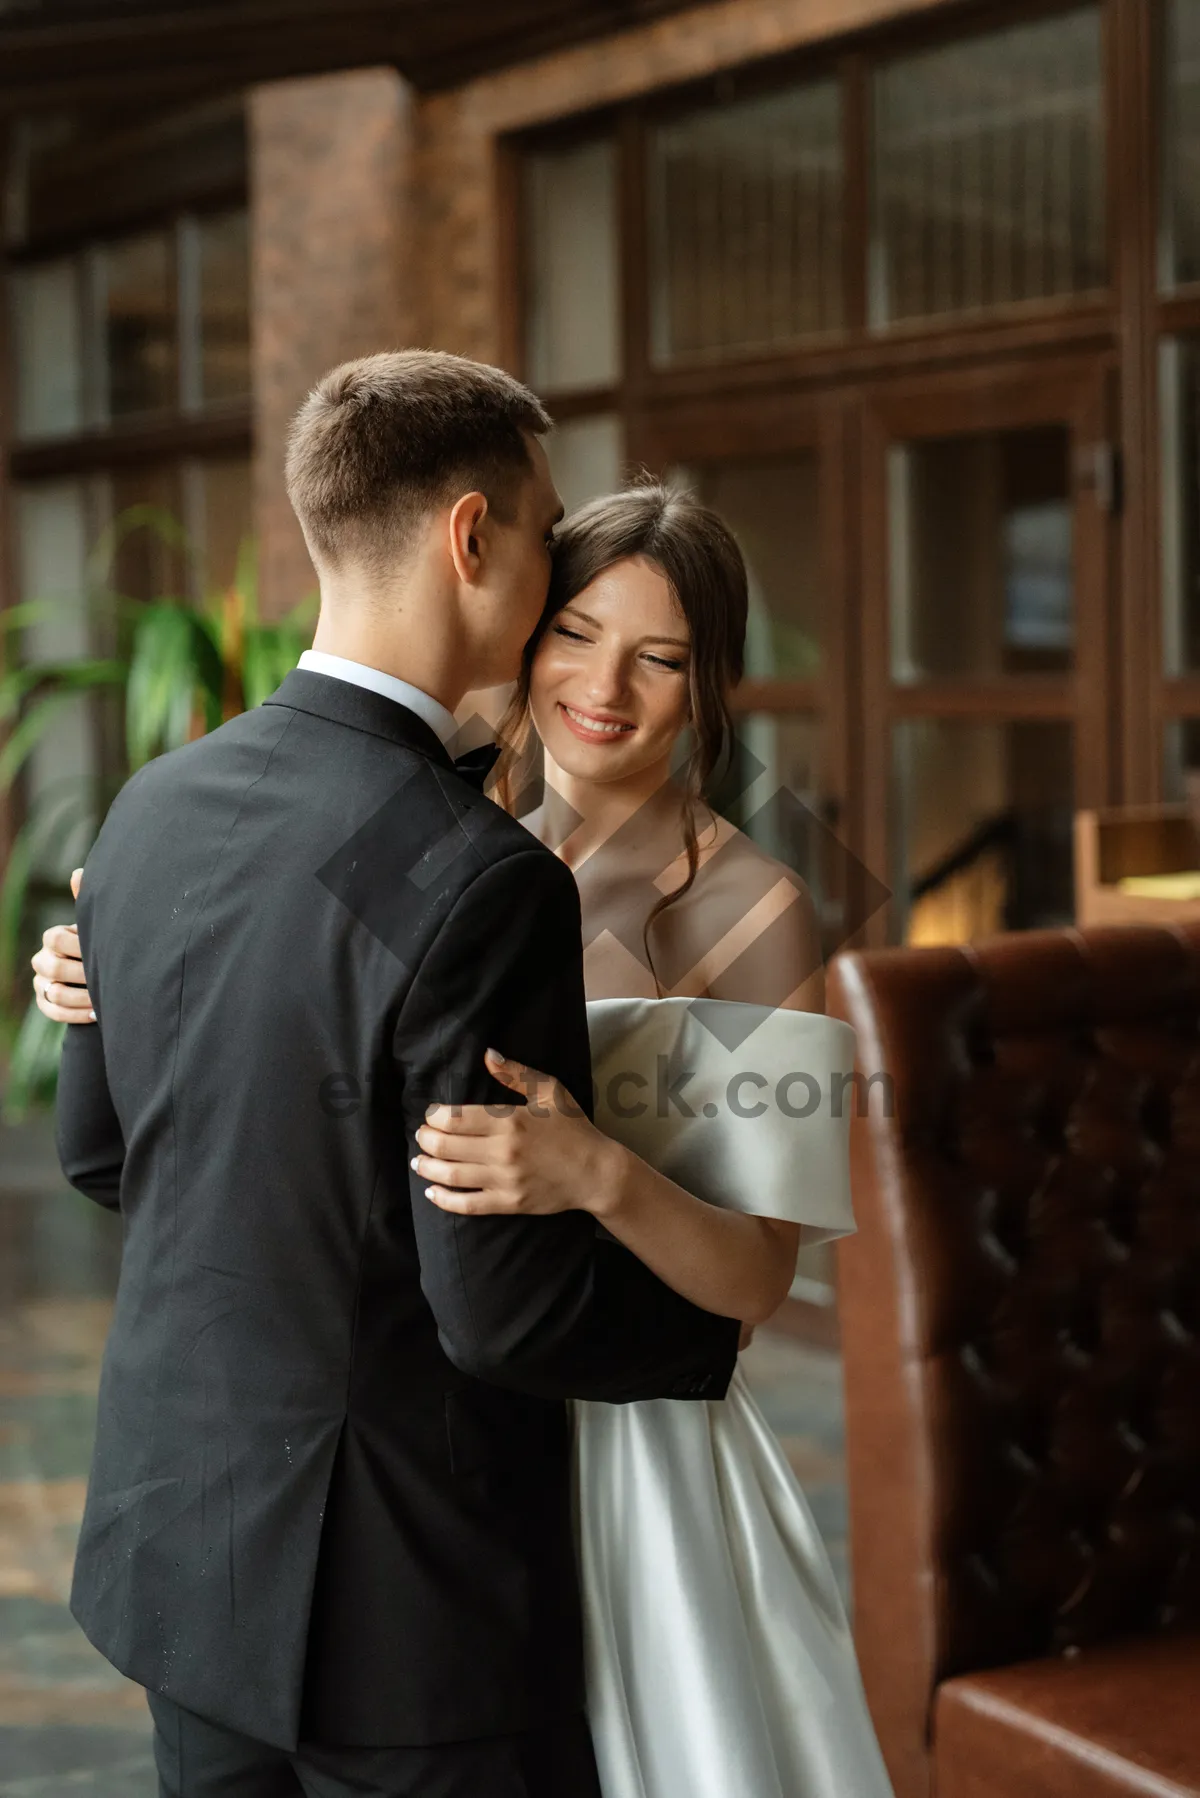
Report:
575,998,894,1798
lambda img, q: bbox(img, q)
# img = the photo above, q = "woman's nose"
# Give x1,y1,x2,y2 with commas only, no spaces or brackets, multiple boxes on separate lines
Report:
584,653,630,705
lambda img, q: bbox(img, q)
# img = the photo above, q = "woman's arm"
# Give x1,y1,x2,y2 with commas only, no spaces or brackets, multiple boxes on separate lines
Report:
415,1049,803,1328
592,1134,801,1326
415,874,827,1328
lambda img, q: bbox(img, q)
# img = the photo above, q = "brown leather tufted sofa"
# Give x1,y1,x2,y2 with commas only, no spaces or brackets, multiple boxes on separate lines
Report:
826,925,1200,1798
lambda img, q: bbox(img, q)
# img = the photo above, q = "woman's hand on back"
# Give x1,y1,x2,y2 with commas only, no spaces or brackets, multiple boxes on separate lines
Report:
32,869,95,1024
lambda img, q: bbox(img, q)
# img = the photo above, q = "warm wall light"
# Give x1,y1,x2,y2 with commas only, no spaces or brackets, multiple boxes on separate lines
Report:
905,849,1007,946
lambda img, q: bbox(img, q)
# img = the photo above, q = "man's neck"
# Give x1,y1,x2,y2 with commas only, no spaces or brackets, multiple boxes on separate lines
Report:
309,613,468,715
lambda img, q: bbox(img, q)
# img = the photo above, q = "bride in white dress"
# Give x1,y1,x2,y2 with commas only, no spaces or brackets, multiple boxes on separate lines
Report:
34,483,894,1798
412,485,894,1798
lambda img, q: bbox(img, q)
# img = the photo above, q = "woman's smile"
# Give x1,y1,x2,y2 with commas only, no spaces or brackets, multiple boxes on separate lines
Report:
558,702,637,742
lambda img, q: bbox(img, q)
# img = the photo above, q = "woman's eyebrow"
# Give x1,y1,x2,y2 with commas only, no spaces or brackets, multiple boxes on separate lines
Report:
560,605,689,650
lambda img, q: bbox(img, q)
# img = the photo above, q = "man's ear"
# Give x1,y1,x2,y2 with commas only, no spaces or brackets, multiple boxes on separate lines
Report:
448,491,489,583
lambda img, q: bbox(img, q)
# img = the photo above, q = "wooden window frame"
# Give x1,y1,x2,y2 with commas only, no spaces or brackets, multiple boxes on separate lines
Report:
2,197,253,899
7,202,253,487
502,0,1191,954
1137,0,1200,797
505,0,1123,391
858,355,1117,942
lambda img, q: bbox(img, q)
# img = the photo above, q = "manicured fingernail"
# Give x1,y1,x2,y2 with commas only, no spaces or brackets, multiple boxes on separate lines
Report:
88,1010,96,1021
486,1047,505,1062
409,1157,419,1170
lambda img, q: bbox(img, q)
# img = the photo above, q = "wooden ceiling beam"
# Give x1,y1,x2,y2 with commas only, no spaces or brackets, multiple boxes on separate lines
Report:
1,5,405,105
0,0,715,112
1,45,403,117
410,0,705,89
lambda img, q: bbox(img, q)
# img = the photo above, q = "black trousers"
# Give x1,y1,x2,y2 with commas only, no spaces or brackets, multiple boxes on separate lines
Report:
146,1691,603,1798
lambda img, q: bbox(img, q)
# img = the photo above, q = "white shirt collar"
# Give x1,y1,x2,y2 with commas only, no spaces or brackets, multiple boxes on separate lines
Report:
297,650,458,749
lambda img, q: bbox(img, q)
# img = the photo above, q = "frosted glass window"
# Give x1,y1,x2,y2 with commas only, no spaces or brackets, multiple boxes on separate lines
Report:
872,9,1106,323
1160,337,1200,674
889,426,1073,682
199,211,251,404
678,456,822,678
182,456,254,600
1164,0,1200,288
708,711,824,858
650,81,844,365
101,231,176,419
545,415,624,516
14,483,98,878
10,260,83,440
525,140,620,393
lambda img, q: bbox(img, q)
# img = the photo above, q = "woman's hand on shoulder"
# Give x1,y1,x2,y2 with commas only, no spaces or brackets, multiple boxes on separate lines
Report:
32,868,95,1024
412,1050,626,1219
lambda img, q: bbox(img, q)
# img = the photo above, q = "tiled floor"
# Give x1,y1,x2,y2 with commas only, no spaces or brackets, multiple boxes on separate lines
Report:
0,1116,154,1796
0,1113,850,1795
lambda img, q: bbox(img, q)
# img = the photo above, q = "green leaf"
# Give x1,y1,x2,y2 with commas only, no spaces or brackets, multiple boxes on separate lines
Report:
0,659,126,726
0,782,94,989
234,537,259,618
86,503,192,596
125,605,224,768
0,600,57,637
0,692,79,787
0,520,301,1059
0,664,49,721
2,1000,67,1122
242,625,304,711
0,815,37,993
189,609,226,728
239,583,315,710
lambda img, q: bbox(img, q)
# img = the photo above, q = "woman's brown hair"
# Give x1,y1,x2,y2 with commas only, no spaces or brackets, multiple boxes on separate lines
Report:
493,482,748,992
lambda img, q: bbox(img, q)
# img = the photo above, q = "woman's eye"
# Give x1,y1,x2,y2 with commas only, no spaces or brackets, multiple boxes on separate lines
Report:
645,654,686,671
553,625,590,643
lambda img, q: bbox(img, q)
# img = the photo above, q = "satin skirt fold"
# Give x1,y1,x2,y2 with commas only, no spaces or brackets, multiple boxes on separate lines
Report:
574,1366,894,1798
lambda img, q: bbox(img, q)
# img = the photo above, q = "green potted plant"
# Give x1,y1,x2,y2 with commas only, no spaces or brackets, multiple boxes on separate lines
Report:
0,508,315,1119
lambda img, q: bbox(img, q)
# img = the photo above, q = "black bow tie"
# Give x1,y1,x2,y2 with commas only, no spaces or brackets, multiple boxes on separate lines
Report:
451,741,503,791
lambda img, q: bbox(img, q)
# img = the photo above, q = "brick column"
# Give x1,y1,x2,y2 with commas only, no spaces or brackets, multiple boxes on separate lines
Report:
249,68,415,619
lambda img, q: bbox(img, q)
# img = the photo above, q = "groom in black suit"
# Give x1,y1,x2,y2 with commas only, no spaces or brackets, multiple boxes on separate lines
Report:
54,351,740,1797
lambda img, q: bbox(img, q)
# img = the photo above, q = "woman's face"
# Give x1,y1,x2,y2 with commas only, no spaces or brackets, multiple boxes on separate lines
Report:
529,555,692,786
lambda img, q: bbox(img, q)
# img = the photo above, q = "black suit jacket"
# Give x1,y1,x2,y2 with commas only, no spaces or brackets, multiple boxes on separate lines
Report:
55,669,739,1750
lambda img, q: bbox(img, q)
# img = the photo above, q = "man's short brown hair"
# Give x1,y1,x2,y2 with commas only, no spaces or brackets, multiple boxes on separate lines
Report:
284,350,552,571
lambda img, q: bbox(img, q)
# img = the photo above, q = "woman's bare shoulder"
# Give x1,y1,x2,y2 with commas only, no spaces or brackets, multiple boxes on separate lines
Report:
674,811,811,903
656,812,824,1010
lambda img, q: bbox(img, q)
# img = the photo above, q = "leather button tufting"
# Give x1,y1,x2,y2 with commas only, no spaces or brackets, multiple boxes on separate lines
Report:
827,919,1200,1791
